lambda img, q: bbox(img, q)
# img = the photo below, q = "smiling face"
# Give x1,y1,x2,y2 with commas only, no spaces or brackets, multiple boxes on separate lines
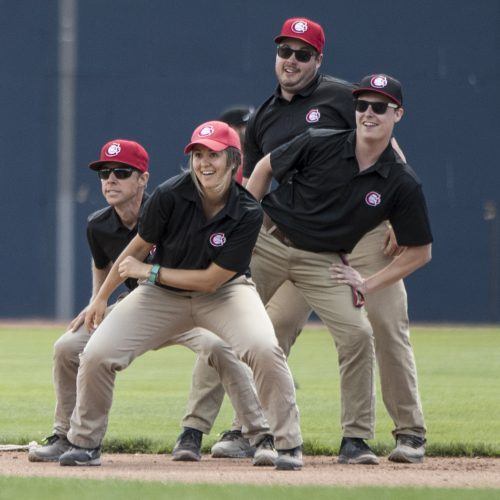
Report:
355,92,404,143
191,145,233,195
275,37,322,100
100,162,148,208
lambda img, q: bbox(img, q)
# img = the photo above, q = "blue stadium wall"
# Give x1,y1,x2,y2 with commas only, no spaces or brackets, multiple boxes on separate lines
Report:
1,0,499,322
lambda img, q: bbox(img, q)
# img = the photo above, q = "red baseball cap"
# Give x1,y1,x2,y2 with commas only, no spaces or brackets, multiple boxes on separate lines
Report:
88,139,149,172
274,17,325,54
184,121,241,154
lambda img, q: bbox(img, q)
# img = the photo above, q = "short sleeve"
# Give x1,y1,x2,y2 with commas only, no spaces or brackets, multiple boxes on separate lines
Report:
86,224,109,269
213,208,263,273
389,183,433,246
138,186,175,244
242,113,263,179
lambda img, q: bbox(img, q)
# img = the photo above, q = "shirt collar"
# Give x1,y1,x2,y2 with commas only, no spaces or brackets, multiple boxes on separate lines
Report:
343,131,398,178
273,73,321,102
110,193,149,232
176,172,242,222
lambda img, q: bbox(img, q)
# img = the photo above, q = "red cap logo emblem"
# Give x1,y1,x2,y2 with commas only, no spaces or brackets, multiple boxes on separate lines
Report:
209,233,226,247
306,108,320,123
199,125,215,137
291,20,308,33
106,143,121,157
365,191,382,206
370,75,388,89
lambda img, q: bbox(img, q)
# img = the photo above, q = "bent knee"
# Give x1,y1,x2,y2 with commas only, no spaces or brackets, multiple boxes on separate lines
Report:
53,333,85,361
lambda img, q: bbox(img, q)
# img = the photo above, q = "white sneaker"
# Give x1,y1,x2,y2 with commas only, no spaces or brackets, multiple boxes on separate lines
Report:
388,434,426,463
211,430,255,458
252,434,278,466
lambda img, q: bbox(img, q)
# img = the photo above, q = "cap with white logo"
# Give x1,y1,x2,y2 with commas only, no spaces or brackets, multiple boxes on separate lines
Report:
353,74,403,106
88,139,149,172
184,120,241,154
274,17,325,54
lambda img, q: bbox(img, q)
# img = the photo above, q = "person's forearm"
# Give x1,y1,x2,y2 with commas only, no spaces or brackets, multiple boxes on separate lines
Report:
246,154,273,201
96,235,151,301
90,262,111,301
364,244,432,293
156,264,235,293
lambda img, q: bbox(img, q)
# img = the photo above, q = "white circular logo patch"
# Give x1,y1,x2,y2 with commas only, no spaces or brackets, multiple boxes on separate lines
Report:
306,108,320,123
209,233,226,247
365,191,382,206
292,20,308,33
370,75,388,89
199,126,215,137
106,143,121,157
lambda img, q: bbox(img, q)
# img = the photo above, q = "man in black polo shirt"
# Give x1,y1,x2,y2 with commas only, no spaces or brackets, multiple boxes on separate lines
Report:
29,139,151,462
185,17,427,465
247,73,432,464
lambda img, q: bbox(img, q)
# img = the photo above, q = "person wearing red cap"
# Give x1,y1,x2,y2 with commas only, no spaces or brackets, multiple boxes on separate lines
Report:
29,139,151,463
57,121,303,471
185,17,427,466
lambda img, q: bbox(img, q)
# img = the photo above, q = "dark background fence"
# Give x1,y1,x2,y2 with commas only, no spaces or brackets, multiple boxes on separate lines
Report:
1,0,499,322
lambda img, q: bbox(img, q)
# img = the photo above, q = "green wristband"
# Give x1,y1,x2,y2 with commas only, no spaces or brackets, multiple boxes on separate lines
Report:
148,264,161,284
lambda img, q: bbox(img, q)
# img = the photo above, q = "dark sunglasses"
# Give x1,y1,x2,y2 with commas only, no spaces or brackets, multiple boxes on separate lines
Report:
354,99,399,115
98,167,138,180
277,45,315,63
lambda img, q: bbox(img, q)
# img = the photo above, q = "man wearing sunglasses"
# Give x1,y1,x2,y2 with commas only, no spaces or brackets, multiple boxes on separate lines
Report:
182,18,427,466
246,73,432,465
29,139,150,463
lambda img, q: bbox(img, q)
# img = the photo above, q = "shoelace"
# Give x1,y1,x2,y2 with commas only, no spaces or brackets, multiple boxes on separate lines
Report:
180,429,202,447
399,435,425,447
42,434,60,445
220,430,243,442
256,434,274,450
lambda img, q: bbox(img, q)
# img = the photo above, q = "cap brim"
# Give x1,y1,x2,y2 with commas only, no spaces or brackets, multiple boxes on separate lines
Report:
274,35,319,53
352,88,402,107
184,139,228,154
88,160,142,171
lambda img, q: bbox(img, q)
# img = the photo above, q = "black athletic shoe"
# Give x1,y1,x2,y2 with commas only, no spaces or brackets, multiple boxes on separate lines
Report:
59,444,101,466
337,437,379,465
388,434,426,463
172,427,202,461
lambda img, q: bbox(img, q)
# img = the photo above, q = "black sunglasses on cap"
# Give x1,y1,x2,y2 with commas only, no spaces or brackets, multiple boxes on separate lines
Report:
354,99,399,115
277,45,315,63
98,167,138,180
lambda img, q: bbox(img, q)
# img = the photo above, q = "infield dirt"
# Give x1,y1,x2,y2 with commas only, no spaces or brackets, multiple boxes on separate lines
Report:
1,452,499,488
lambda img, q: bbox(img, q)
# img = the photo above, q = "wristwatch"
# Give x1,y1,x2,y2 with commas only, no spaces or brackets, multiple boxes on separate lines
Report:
148,264,161,284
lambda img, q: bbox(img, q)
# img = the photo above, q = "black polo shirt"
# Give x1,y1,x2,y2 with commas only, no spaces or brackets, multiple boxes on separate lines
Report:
86,194,150,291
138,172,263,289
243,73,355,178
263,129,433,254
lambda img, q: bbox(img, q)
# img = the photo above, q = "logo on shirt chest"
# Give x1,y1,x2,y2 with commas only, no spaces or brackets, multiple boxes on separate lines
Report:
306,108,321,123
209,232,226,247
365,191,382,207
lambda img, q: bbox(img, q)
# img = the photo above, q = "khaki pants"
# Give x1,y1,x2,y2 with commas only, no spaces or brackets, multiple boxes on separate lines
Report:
184,226,376,439
66,278,302,450
52,304,115,437
182,222,425,439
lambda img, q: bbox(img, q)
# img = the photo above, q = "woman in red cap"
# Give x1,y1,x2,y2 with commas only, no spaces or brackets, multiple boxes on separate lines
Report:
58,120,303,471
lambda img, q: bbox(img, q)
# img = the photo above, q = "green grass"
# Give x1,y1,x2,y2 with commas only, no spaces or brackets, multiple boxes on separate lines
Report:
0,325,499,456
0,477,499,500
